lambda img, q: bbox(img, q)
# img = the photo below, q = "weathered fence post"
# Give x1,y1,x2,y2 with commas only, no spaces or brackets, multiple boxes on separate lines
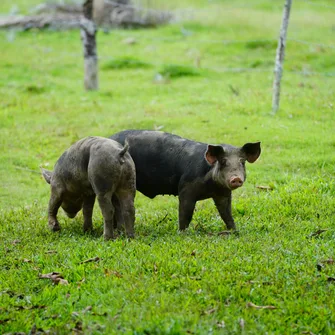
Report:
272,0,293,114
81,0,98,90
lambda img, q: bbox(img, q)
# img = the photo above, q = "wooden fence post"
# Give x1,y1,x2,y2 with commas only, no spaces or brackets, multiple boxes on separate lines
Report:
272,0,293,114
81,0,98,90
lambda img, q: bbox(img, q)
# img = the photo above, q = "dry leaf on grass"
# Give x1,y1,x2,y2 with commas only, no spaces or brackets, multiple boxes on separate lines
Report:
0,318,12,324
79,256,100,264
72,320,83,333
123,37,137,45
321,258,334,265
104,269,123,278
77,278,86,288
216,321,225,328
256,185,273,191
239,318,245,329
248,280,273,286
39,272,69,285
92,311,108,317
113,271,123,278
28,324,47,335
39,271,61,278
308,229,328,238
217,231,234,236
189,276,201,281
203,307,217,315
111,311,121,321
247,302,276,309
45,250,57,254
14,305,46,310
83,306,92,313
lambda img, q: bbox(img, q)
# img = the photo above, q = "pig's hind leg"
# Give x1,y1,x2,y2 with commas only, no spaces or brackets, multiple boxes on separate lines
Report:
178,191,197,230
88,153,120,240
115,189,135,238
82,195,95,232
89,173,116,240
112,195,126,233
96,192,115,240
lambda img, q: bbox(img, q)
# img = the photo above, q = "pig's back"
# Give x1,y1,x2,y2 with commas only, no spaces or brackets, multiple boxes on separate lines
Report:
110,130,210,198
53,137,122,191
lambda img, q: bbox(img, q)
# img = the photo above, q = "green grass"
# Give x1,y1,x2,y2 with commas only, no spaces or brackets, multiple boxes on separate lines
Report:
1,0,335,334
157,64,200,78
102,57,152,70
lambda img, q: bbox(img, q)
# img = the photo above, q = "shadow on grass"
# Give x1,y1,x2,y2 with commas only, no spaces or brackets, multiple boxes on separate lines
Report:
157,64,201,79
34,206,244,243
102,57,152,70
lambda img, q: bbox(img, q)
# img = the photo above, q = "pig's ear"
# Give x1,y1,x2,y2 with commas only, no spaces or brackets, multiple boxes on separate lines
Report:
41,168,53,184
241,142,261,163
205,145,225,166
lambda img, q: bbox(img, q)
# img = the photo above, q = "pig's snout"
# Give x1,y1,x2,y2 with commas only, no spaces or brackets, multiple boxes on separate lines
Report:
229,176,243,189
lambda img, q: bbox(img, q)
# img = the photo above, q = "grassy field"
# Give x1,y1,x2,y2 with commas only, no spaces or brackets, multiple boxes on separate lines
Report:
1,0,335,334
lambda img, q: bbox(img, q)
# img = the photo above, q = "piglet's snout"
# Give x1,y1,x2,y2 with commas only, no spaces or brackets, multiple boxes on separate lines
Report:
229,176,244,189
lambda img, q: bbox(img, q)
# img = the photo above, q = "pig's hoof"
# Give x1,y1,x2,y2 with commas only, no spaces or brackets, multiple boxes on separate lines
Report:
104,234,115,241
50,224,61,232
233,230,240,236
83,225,93,233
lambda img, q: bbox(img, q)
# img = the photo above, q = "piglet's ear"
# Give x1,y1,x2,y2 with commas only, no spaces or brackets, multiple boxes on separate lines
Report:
205,145,225,166
241,142,261,163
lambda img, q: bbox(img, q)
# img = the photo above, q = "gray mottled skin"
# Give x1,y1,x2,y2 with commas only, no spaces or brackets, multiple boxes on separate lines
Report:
110,130,261,231
41,136,136,240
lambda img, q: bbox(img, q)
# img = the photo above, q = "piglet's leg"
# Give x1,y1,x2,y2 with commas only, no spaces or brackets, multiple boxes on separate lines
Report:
117,190,135,238
178,192,197,230
97,193,115,240
82,195,95,232
47,189,62,231
213,194,236,230
112,195,124,232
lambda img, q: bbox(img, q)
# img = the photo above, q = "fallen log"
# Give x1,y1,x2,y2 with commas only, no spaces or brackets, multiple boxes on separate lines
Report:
0,0,172,30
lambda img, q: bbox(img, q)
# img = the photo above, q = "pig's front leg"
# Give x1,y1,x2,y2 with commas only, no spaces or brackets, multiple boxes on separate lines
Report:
178,192,197,230
82,195,95,232
47,190,62,231
97,194,115,240
213,194,236,230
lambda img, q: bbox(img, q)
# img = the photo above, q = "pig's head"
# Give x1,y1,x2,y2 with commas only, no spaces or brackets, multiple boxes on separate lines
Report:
41,168,83,218
205,142,261,190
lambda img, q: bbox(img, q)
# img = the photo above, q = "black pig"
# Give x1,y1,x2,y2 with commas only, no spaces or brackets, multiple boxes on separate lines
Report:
110,130,261,231
41,136,136,240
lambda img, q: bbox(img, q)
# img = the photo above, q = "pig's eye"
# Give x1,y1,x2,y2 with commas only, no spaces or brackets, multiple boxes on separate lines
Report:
240,159,246,166
220,158,227,167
